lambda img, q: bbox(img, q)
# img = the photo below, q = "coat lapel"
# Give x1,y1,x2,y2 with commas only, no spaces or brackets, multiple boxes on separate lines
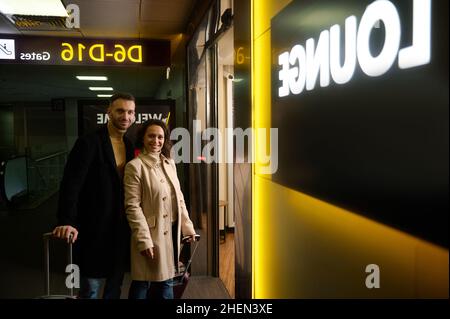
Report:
162,157,177,189
124,136,135,162
99,126,118,173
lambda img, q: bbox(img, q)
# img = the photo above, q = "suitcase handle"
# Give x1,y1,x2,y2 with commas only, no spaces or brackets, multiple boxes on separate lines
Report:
176,234,201,279
43,232,74,298
181,234,200,244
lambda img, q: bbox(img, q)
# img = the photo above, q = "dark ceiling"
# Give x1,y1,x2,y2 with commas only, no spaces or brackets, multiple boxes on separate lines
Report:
0,0,199,102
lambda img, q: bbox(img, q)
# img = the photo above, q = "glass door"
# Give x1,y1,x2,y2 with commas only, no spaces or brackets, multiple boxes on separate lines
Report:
187,2,235,298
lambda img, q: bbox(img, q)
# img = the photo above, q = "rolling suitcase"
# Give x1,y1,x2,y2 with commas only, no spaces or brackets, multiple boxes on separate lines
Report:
147,234,200,299
172,234,201,299
38,232,77,299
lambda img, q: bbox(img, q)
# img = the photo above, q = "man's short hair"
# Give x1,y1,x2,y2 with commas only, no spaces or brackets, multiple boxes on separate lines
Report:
109,92,135,106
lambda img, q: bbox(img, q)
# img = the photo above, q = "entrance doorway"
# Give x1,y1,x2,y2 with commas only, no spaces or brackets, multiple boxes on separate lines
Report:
186,0,235,298
217,9,234,297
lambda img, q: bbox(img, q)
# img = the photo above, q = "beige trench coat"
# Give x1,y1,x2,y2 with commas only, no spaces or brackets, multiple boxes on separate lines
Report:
124,153,196,282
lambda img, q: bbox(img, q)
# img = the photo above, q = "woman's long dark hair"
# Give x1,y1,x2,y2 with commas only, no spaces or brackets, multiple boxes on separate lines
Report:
135,119,172,158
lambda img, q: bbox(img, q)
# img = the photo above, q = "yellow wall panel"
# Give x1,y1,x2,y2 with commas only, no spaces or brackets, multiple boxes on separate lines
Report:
254,177,448,298
253,31,272,177
253,0,292,40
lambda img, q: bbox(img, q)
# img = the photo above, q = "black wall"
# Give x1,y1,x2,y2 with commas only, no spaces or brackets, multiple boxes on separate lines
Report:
271,0,448,247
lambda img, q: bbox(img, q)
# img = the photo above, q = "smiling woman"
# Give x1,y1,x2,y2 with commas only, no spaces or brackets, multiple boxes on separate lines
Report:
124,119,197,299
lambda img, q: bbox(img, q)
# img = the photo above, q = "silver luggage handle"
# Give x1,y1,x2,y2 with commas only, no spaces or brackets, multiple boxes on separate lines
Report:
43,232,74,298
175,234,201,280
181,234,200,244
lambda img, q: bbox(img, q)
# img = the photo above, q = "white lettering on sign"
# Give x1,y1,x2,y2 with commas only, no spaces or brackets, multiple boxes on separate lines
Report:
135,113,164,124
278,0,431,98
96,113,166,124
97,113,108,124
19,51,51,61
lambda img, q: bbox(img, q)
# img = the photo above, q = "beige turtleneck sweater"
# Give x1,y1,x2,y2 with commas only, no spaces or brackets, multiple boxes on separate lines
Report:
107,122,126,179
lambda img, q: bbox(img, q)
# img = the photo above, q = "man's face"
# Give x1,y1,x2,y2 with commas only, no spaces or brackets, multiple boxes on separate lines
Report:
107,98,136,130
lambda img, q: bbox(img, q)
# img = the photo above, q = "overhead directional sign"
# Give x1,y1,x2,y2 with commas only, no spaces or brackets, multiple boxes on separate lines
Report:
0,36,170,66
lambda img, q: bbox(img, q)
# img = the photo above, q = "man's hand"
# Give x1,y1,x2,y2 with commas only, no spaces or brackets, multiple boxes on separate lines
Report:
52,225,78,244
140,247,154,259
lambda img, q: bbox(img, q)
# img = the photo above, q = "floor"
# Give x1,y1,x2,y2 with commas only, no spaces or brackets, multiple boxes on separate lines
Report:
181,276,230,299
219,230,235,298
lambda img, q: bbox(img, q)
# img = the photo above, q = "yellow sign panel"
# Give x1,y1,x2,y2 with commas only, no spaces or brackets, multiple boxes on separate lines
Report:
0,36,170,66
60,42,143,63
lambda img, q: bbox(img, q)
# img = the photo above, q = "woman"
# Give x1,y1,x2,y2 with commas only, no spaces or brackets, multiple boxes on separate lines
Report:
124,119,197,299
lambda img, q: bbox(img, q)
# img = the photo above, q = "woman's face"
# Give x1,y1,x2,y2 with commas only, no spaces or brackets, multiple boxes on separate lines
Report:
143,125,165,153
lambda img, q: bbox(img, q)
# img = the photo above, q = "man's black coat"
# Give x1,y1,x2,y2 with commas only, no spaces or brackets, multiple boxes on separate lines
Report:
57,126,134,277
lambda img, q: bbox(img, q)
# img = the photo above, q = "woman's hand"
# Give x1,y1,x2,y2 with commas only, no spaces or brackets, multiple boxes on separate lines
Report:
140,247,154,259
185,234,197,242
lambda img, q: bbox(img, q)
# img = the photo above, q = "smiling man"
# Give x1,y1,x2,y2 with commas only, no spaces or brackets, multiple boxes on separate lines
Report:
53,92,136,299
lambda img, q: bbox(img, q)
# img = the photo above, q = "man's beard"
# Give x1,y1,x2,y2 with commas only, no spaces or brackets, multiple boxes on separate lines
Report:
112,120,128,131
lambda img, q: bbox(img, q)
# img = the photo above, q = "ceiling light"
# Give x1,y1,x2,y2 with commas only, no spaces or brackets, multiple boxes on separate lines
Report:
0,0,68,17
89,87,113,91
97,94,113,98
77,76,108,81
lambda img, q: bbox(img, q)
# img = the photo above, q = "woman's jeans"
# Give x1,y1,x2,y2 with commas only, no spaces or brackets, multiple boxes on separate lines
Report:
128,279,174,299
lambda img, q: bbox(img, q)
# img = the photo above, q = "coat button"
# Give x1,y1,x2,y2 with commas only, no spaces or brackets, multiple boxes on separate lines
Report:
163,196,167,201
164,231,168,235
163,214,168,218
160,179,165,183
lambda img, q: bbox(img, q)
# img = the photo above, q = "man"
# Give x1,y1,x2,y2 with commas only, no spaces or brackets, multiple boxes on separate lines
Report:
53,92,136,299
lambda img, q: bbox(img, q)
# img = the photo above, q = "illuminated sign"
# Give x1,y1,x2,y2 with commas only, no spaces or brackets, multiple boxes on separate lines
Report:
0,39,15,59
78,99,176,142
271,0,448,246
60,42,142,63
0,36,170,66
278,0,431,97
96,112,170,125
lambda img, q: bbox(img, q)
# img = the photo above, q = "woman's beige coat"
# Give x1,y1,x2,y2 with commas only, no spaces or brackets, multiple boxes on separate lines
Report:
124,152,196,281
